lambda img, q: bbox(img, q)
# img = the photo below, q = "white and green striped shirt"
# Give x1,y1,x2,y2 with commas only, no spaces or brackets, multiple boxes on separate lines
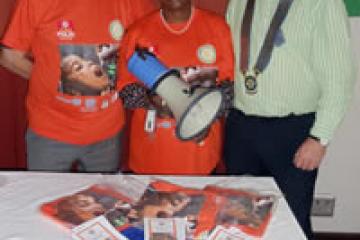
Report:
226,0,356,142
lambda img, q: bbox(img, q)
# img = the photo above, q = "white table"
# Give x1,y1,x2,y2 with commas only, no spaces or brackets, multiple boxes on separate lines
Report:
0,172,306,240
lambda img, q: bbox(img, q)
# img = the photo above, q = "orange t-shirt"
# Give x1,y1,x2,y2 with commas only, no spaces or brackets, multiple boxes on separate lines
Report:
1,0,155,145
119,8,234,175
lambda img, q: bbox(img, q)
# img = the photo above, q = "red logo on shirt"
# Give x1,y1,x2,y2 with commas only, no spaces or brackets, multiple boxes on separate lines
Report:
57,20,75,40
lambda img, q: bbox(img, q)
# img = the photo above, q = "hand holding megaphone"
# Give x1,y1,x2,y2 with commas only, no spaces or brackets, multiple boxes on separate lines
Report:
181,66,218,87
127,48,224,141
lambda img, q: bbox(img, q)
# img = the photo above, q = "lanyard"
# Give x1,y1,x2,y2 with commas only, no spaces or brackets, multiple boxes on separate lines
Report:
240,0,294,94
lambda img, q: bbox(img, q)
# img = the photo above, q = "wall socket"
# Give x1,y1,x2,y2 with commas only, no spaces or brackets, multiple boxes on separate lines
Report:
311,195,336,217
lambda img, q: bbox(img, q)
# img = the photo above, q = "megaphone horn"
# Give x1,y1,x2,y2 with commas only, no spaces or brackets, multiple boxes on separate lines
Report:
127,49,224,141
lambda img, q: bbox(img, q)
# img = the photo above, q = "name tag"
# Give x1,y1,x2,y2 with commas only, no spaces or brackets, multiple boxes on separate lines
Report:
145,109,157,133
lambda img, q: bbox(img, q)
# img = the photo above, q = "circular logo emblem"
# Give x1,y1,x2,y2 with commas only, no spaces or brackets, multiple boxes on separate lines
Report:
244,75,258,95
109,20,124,41
197,44,217,64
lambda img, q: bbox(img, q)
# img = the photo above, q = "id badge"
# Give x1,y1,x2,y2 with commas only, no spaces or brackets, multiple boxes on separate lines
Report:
145,109,156,133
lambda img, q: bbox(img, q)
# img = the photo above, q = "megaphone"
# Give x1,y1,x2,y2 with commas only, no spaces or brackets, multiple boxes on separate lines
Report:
127,50,224,141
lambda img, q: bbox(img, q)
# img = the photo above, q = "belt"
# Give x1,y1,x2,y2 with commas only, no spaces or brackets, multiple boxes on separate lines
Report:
230,108,315,122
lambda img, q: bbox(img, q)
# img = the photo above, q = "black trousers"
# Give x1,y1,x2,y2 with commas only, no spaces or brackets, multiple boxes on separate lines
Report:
224,108,317,240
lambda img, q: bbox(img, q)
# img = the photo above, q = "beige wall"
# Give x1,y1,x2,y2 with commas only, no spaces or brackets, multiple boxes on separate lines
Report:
312,18,360,233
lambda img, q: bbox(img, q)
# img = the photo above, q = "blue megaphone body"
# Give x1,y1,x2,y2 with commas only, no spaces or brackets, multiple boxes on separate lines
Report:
128,51,175,89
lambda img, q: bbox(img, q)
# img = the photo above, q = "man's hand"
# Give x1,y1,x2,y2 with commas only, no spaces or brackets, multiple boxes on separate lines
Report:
0,47,32,79
293,138,327,171
181,66,218,87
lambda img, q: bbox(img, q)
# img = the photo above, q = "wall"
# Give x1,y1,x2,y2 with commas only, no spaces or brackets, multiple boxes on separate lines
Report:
0,0,27,169
0,0,14,35
195,0,228,15
312,18,360,233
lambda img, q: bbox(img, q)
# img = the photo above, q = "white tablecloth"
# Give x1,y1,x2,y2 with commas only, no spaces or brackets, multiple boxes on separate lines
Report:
0,172,306,240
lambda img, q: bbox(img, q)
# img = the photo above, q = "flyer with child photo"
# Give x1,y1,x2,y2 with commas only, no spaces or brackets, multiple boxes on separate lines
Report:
40,179,277,239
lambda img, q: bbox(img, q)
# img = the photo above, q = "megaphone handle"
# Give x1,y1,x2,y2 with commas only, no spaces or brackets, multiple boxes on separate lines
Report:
182,84,201,96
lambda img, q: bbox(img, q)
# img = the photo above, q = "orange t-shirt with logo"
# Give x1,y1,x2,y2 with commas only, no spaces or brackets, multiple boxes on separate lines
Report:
119,8,234,175
1,0,155,145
